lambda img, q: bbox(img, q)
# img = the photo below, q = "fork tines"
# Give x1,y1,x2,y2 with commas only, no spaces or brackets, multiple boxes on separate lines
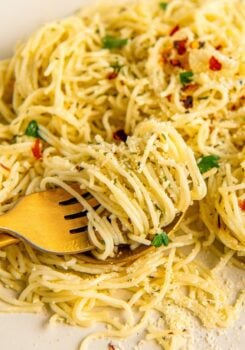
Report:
64,204,100,220
59,192,100,235
59,192,92,206
70,226,89,234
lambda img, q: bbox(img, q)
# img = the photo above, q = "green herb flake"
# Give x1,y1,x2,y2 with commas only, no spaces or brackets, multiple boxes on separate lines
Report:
103,36,128,49
160,133,167,140
152,232,169,247
198,96,209,100
197,155,220,174
111,61,123,73
160,2,168,10
25,120,39,138
179,71,194,85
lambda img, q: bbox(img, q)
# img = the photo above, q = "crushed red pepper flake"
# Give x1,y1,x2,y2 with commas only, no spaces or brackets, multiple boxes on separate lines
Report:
169,58,182,67
166,94,172,102
161,52,171,64
174,38,188,55
108,344,116,350
215,44,223,50
209,56,222,71
181,83,199,93
32,138,42,160
113,129,128,142
161,55,168,64
170,25,179,36
182,95,193,109
107,71,118,80
238,200,245,211
0,163,10,171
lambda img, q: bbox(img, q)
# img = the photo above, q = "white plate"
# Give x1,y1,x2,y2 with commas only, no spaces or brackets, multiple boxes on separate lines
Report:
0,1,244,349
0,0,84,58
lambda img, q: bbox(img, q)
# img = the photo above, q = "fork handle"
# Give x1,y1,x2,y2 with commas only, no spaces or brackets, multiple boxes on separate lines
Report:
0,231,19,248
0,210,20,248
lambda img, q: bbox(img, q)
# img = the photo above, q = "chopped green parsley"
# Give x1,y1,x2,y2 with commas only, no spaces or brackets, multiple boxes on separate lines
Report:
110,61,124,73
25,120,39,138
159,2,168,10
197,96,209,100
152,232,169,247
103,36,128,49
197,155,220,174
179,71,194,85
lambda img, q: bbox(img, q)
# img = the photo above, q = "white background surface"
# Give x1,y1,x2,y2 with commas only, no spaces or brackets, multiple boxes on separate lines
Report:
0,0,84,58
0,1,244,349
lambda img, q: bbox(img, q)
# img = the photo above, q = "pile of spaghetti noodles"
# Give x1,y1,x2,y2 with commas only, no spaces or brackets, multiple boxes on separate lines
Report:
0,0,244,348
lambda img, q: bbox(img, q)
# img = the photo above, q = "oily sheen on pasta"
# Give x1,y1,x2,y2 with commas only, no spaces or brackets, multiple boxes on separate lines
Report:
0,0,244,349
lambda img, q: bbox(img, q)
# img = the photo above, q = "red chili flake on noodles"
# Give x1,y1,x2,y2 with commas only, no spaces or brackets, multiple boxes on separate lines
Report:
209,56,222,71
32,138,42,160
215,44,223,51
113,129,128,142
174,39,188,55
170,25,180,36
169,58,182,67
107,72,118,80
181,83,199,93
238,200,245,211
182,95,193,109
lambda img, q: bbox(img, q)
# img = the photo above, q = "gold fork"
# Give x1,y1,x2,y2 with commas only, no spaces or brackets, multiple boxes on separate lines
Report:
0,186,184,261
0,186,95,255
